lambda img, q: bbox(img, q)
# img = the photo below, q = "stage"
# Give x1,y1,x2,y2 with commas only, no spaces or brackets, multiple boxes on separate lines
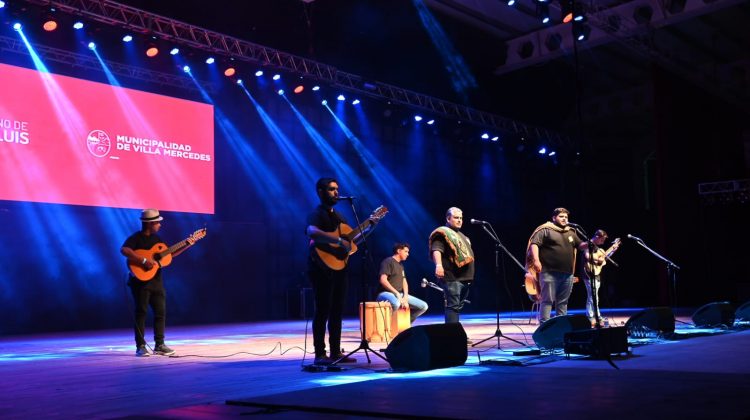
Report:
1,310,748,419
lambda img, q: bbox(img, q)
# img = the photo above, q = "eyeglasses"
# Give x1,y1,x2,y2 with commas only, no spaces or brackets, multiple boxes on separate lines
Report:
327,187,338,191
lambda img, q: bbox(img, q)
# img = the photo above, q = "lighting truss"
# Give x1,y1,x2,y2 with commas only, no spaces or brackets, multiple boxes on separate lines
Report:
17,0,570,146
498,0,748,112
0,34,214,92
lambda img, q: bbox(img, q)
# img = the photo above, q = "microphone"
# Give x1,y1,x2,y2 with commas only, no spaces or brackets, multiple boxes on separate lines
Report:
421,278,444,292
567,222,581,228
337,196,356,200
470,218,488,225
627,234,643,242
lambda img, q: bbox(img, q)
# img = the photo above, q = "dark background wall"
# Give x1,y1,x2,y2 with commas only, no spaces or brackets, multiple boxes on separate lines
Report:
1,7,749,335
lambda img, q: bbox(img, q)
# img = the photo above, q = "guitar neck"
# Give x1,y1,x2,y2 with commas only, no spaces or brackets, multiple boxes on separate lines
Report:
346,219,375,244
159,239,190,259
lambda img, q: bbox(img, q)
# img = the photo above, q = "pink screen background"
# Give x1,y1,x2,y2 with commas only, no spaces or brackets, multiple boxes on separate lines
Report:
0,62,215,214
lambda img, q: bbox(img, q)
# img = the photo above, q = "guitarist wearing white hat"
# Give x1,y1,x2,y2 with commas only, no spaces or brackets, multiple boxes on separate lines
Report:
121,208,202,357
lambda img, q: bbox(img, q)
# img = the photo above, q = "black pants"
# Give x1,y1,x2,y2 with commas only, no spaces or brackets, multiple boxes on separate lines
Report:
129,280,166,347
308,264,348,357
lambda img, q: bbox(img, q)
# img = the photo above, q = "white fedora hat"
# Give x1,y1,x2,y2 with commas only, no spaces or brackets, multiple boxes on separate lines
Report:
140,208,164,222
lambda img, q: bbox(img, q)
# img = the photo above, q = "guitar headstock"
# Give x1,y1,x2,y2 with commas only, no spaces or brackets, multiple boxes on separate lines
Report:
369,205,389,222
190,228,207,242
612,237,621,248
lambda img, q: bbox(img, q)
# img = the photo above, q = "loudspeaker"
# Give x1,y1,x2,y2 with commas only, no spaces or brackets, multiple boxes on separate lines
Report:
564,327,629,358
384,323,467,371
692,301,735,327
625,307,675,337
736,301,750,322
532,315,590,349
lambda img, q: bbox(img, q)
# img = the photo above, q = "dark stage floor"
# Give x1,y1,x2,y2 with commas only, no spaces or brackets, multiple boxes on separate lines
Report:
1,310,748,419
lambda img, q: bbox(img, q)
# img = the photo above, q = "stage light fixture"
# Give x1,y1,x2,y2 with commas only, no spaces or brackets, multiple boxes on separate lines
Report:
277,89,284,95
255,70,264,77
0,1,6,9
321,99,328,106
414,115,423,122
236,79,243,85
73,21,84,30
427,119,435,125
545,33,563,51
537,2,550,24
42,17,58,32
205,57,215,64
122,35,133,42
183,65,190,73
506,0,515,6
538,147,547,154
169,47,179,55
337,94,346,101
573,21,590,41
87,42,96,50
291,85,303,94
560,0,573,23
548,151,556,156
224,67,236,77
272,74,281,80
145,45,159,57
13,22,22,31
312,85,320,91
517,41,534,59
491,136,499,141
352,99,360,105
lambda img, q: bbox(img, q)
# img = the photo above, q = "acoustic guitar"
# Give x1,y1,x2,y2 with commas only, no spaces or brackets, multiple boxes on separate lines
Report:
313,205,388,271
584,237,621,276
129,228,207,281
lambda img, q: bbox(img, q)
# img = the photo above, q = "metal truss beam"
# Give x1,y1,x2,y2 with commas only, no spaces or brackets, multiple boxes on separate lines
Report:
497,0,748,112
0,34,212,92
17,0,570,146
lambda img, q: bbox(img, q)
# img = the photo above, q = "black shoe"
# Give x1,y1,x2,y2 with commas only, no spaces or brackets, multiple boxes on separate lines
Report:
314,355,333,365
330,353,357,363
135,345,151,357
154,344,175,356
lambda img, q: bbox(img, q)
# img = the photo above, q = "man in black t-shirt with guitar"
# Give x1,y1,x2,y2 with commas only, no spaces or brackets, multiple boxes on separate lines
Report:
306,177,387,365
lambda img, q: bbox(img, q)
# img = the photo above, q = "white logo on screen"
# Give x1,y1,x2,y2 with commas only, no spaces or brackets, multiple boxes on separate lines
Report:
87,130,111,157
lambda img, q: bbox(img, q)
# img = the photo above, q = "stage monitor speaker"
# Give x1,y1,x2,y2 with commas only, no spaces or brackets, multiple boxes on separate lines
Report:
564,327,629,358
625,307,675,337
692,301,735,327
736,300,750,322
532,315,590,349
384,323,467,371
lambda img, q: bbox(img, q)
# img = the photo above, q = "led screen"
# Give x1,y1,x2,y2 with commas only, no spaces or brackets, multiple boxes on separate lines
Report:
0,62,215,213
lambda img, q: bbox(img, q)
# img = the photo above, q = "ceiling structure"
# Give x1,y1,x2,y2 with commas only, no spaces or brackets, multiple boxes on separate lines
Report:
426,0,749,114
8,0,750,148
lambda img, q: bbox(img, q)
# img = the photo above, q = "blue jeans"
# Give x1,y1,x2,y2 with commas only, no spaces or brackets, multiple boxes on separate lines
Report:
376,291,429,322
583,273,602,322
442,280,472,324
539,271,573,323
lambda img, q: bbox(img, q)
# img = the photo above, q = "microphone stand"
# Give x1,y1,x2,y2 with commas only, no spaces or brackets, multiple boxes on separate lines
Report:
330,197,387,367
472,222,525,348
630,237,681,307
